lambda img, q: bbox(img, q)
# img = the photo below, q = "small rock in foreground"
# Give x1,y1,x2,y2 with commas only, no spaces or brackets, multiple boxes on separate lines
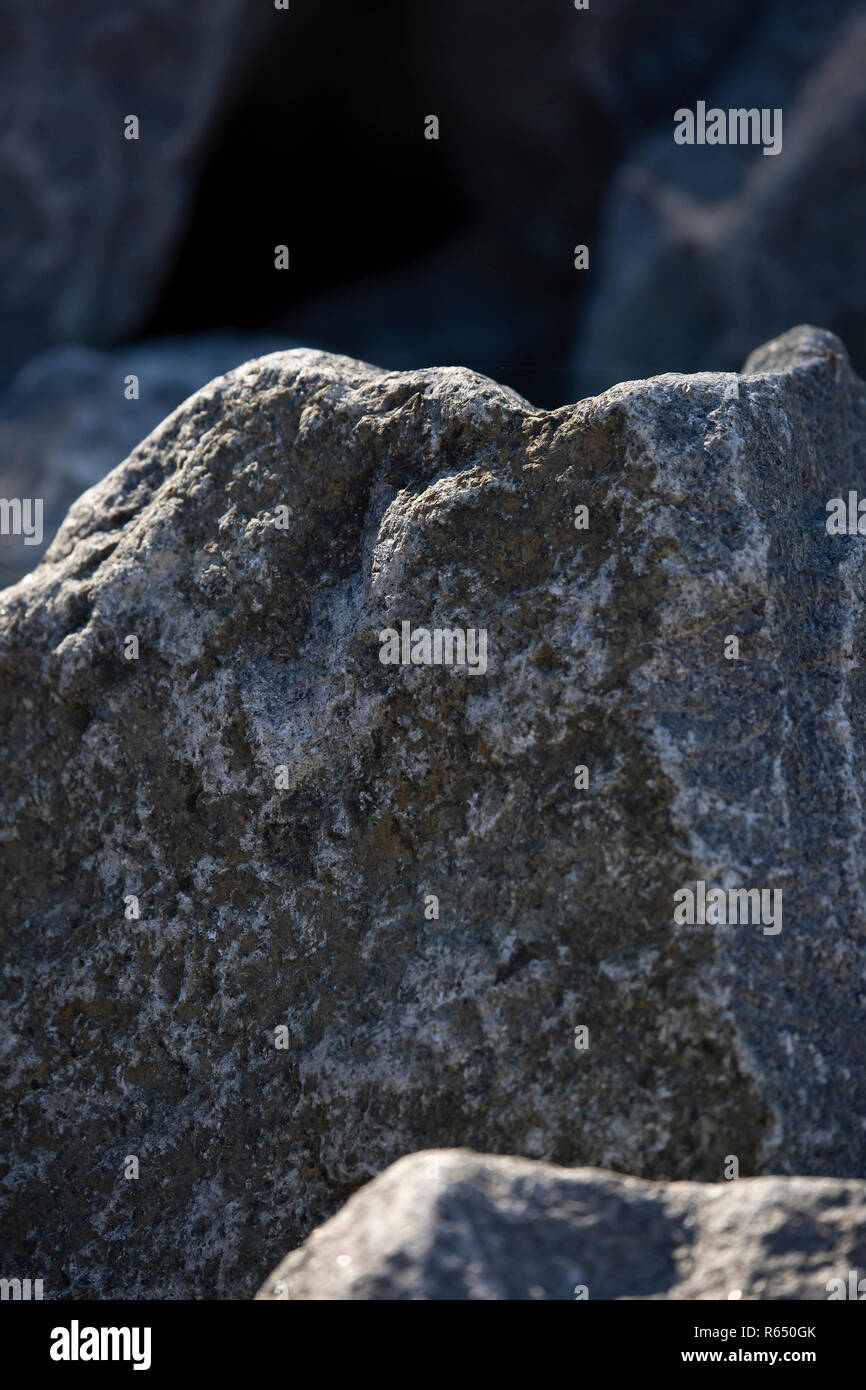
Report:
256,1149,866,1301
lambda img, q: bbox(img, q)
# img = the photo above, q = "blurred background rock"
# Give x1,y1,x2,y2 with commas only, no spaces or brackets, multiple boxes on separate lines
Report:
2,0,864,584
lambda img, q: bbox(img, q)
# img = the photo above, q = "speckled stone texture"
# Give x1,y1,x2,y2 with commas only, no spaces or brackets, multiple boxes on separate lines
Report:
1,325,865,1298
256,1149,866,1300
0,334,289,589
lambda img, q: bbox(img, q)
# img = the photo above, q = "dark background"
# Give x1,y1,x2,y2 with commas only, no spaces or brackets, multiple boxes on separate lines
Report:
143,0,866,405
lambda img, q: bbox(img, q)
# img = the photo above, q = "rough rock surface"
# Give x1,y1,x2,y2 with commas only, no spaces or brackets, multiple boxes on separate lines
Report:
256,1149,866,1300
2,325,866,1299
0,335,288,589
0,2,262,383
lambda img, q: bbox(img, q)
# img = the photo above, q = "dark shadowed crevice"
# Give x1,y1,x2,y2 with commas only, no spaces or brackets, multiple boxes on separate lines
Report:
142,0,468,338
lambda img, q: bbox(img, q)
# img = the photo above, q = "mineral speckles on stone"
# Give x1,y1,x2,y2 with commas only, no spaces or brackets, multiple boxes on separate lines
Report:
1,327,866,1298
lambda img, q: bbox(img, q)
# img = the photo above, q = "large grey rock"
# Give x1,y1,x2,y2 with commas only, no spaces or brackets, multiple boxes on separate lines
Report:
0,2,262,383
2,325,866,1299
573,9,866,399
0,335,289,589
256,1149,866,1300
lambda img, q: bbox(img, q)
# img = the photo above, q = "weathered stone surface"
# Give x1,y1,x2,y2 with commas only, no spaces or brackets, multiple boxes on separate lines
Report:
573,9,866,398
0,335,288,589
2,325,866,1299
256,1149,866,1300
0,1,261,383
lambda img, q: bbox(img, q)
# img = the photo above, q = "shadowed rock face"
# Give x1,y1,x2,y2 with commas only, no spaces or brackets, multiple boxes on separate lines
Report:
255,1149,866,1301
572,11,866,399
0,1,260,384
1,325,866,1298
